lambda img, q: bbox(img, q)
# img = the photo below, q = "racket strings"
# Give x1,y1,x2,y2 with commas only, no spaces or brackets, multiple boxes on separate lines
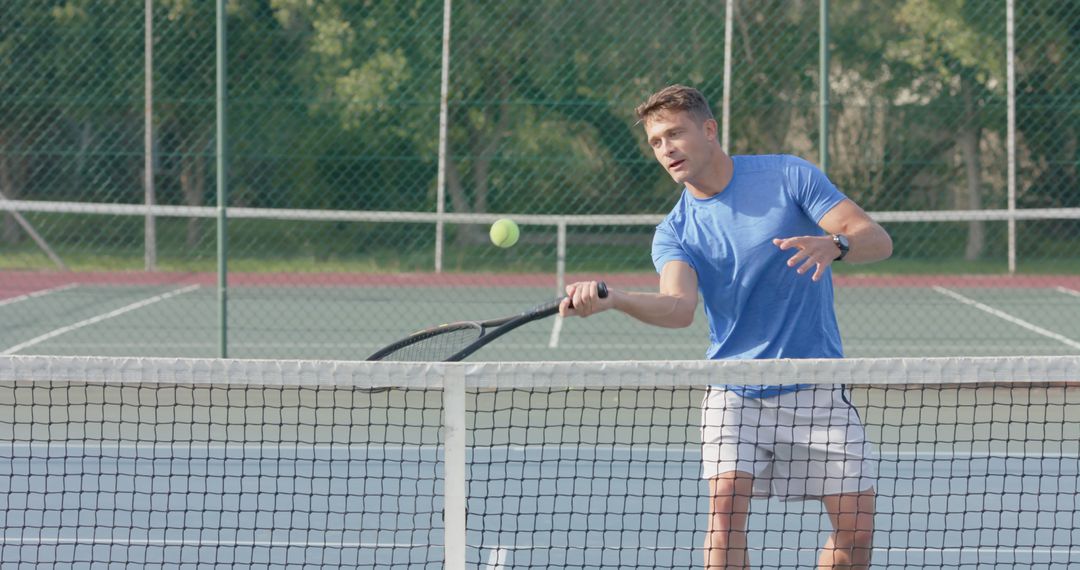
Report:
387,326,483,361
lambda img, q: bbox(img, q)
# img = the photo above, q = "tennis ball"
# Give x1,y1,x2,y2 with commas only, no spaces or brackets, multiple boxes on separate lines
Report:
489,218,520,248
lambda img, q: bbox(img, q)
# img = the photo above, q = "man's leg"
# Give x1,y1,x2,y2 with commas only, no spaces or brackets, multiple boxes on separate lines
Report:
818,488,875,570
705,470,755,570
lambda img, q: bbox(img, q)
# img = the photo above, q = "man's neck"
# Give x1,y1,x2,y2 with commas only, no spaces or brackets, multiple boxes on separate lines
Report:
685,151,734,199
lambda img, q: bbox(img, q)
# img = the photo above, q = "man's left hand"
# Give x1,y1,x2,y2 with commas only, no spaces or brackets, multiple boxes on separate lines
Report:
772,236,840,282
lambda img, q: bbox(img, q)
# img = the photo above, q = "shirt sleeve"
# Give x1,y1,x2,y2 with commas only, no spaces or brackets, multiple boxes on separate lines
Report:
785,156,847,223
651,220,693,274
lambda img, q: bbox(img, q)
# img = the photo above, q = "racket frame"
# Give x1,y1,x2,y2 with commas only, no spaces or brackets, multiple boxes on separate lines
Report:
367,282,608,362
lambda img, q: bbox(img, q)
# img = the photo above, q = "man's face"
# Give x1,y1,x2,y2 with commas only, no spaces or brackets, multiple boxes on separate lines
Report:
644,110,717,184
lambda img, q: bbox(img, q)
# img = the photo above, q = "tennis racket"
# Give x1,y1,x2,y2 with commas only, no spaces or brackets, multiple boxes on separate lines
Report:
367,281,608,362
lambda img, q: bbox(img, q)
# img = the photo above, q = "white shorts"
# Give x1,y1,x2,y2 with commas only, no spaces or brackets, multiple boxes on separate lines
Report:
701,384,877,500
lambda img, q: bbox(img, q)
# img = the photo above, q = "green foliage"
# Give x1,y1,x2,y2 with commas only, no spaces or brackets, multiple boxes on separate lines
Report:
890,0,1004,84
0,0,1076,264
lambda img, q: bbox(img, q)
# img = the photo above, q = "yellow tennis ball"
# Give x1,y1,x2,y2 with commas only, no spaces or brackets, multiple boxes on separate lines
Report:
489,218,520,248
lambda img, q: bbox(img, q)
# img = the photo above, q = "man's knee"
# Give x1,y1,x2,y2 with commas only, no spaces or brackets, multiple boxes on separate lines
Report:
710,471,754,495
709,473,753,506
708,472,754,531
834,528,874,552
822,490,876,545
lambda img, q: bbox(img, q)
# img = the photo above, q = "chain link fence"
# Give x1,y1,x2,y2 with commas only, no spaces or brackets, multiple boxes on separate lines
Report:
1,0,1077,360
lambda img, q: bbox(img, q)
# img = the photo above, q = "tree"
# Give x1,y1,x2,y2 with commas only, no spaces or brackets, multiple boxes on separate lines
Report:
1013,1,1078,213
827,0,1007,260
0,3,55,242
1,1,144,245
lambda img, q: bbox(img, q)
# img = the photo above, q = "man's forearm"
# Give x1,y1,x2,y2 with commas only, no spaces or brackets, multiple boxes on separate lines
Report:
842,223,892,264
611,289,696,328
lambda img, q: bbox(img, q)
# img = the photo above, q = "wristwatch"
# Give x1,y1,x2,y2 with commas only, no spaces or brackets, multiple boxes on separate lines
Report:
831,234,850,261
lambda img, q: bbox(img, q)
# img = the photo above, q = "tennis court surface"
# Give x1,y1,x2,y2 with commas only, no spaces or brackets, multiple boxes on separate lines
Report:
1,355,1077,569
4,271,1080,361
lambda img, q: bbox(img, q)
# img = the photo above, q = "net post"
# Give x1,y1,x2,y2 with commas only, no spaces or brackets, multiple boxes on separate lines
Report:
443,364,467,570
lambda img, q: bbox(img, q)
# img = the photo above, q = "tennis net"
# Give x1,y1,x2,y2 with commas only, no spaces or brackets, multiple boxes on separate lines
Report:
0,355,1078,569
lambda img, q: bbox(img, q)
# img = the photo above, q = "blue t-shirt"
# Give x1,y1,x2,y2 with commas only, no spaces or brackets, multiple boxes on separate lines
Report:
651,154,847,398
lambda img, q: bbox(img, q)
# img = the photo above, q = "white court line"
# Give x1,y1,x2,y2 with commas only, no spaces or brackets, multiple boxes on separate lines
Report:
1,536,1075,557
3,442,444,453
478,545,1080,556
0,537,424,549
1,285,200,355
933,286,1080,350
0,283,78,307
1055,286,1080,298
9,341,711,350
484,547,509,570
846,341,1068,349
5,442,1075,460
547,314,563,348
28,342,390,349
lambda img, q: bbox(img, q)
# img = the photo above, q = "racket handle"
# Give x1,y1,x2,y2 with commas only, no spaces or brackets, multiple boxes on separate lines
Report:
537,280,609,317
566,281,608,309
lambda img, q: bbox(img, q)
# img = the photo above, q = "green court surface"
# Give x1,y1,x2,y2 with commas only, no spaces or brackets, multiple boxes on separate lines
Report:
2,271,1080,361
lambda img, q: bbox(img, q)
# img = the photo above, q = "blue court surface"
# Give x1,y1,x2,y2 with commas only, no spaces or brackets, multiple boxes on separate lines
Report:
3,275,1080,568
1,444,1077,569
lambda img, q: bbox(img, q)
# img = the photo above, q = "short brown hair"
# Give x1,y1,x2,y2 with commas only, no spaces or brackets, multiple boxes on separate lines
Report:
635,85,715,124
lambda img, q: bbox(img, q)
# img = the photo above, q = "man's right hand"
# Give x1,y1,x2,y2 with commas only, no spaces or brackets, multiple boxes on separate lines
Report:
559,280,612,318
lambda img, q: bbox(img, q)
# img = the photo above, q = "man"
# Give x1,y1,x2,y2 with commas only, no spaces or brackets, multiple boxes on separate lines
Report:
560,85,892,570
